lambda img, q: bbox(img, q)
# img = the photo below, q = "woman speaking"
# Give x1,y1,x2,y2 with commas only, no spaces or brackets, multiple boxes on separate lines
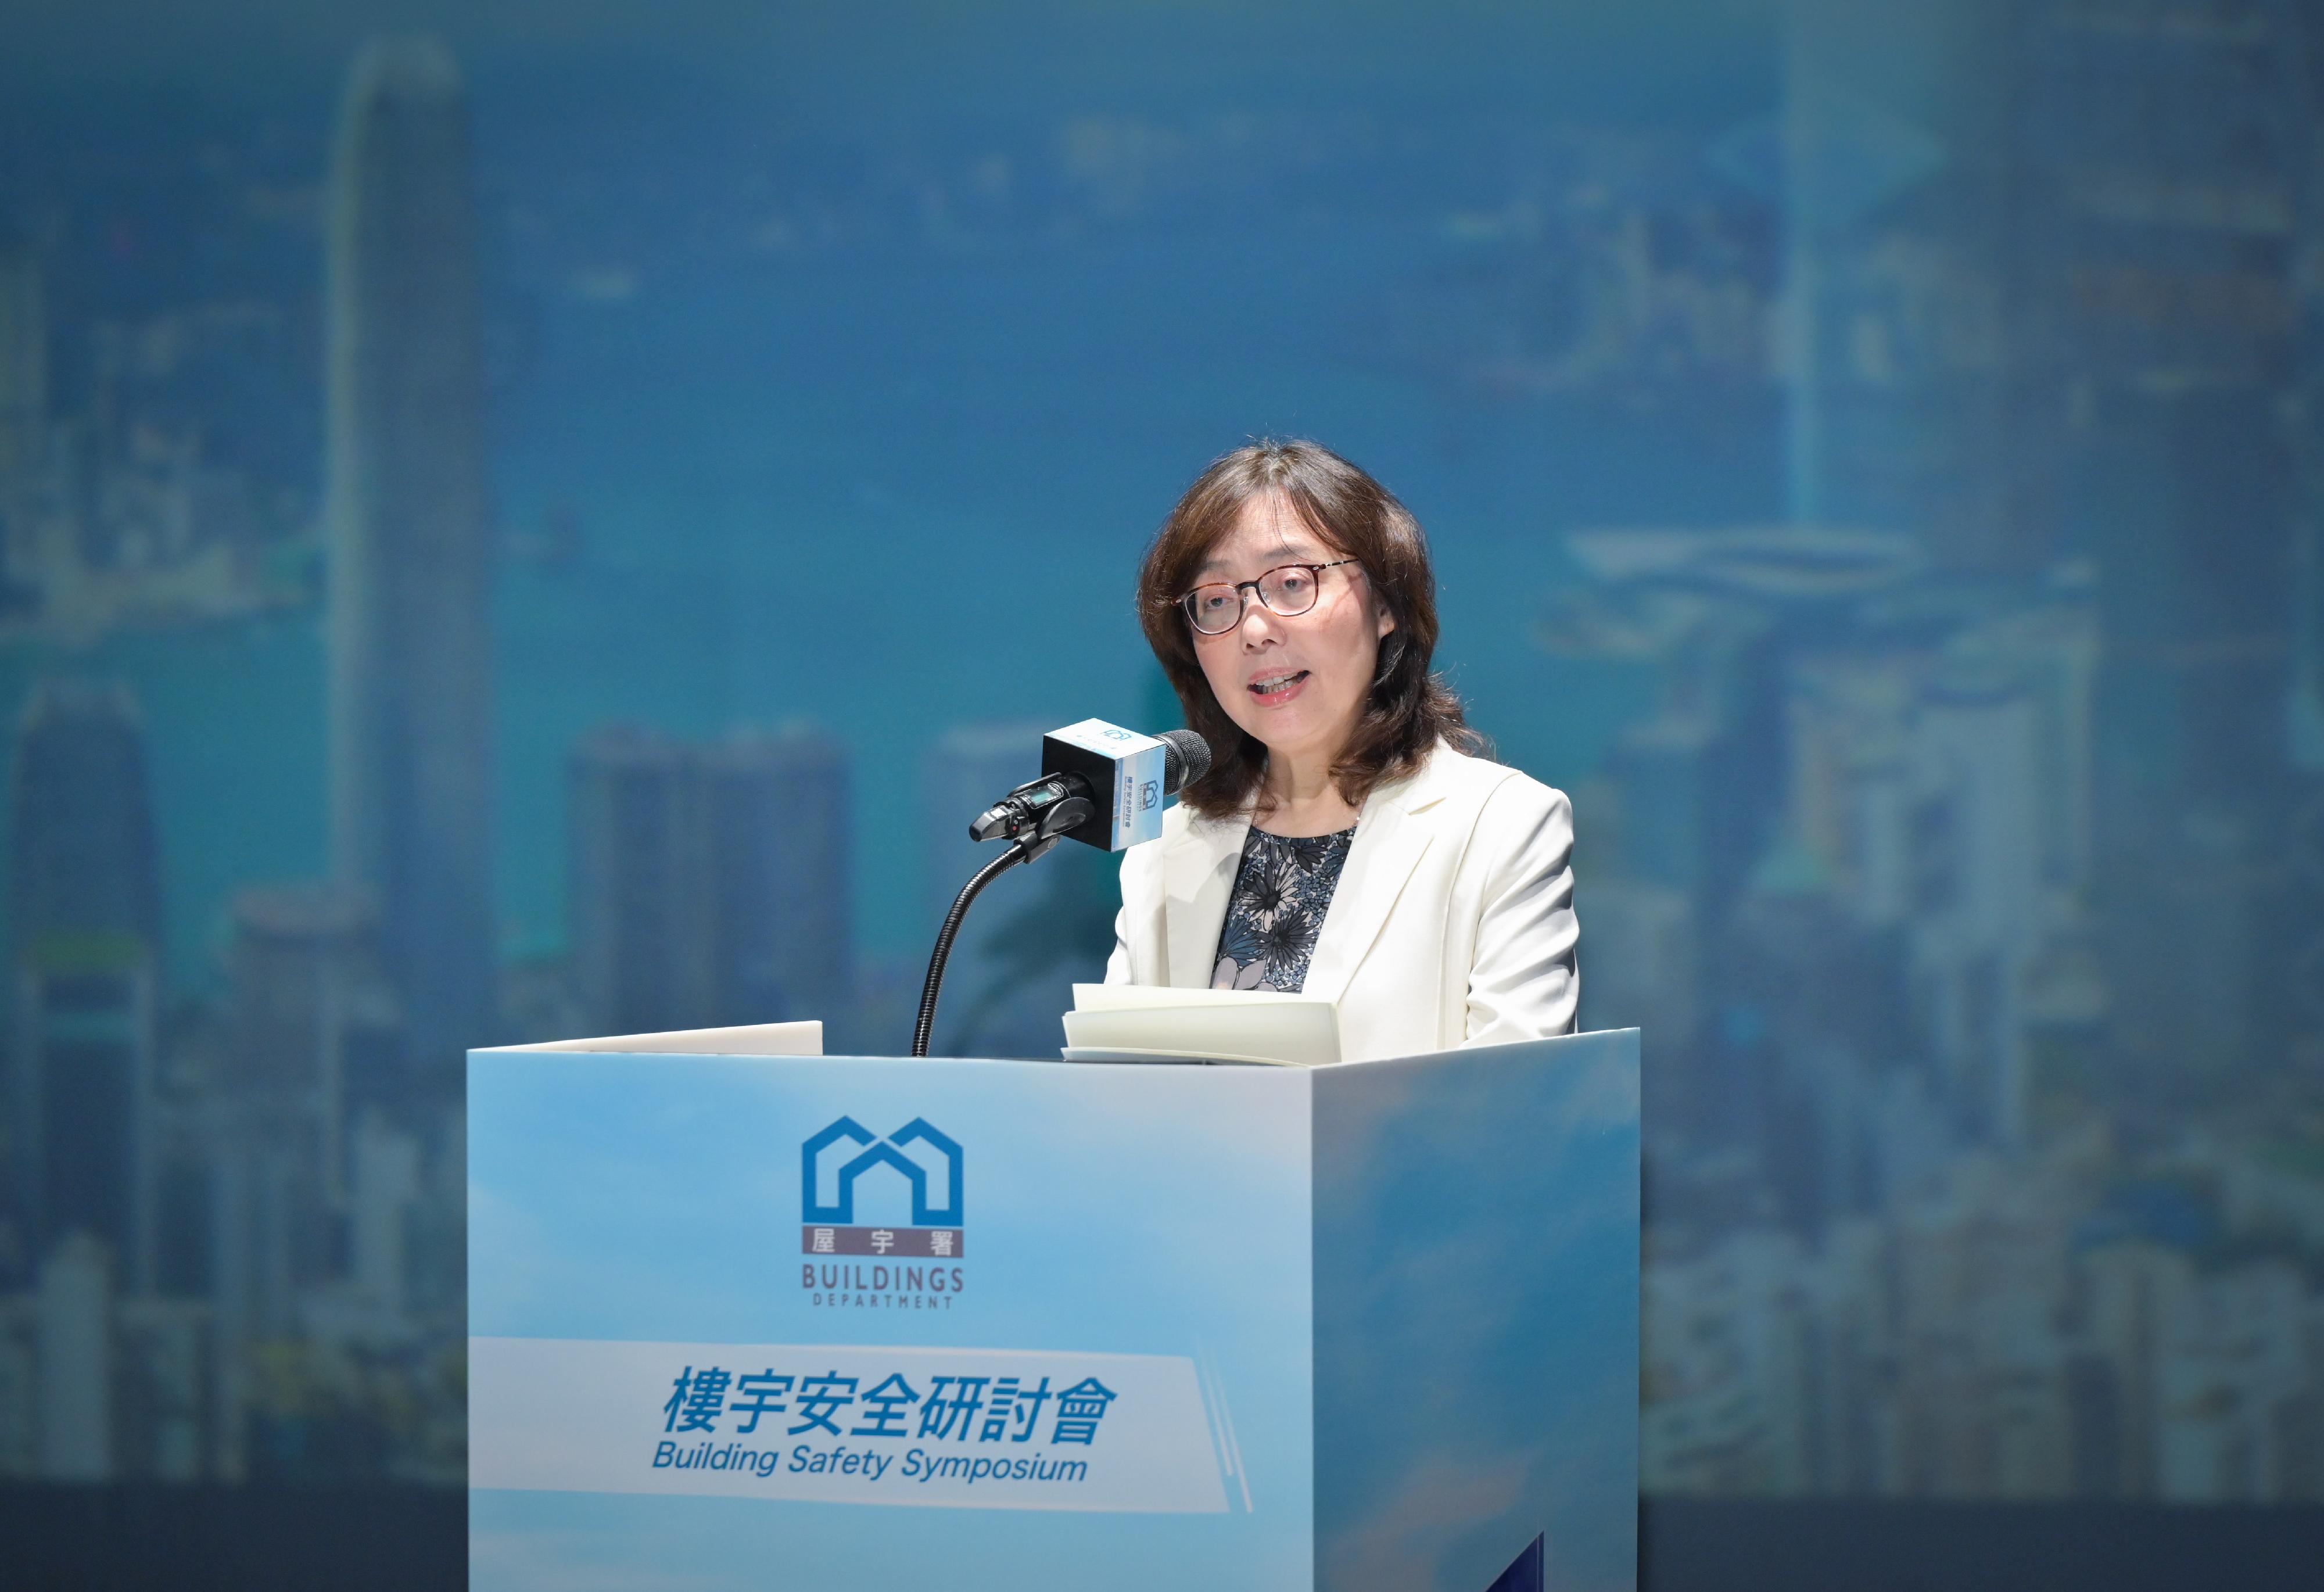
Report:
1106,439,1579,1062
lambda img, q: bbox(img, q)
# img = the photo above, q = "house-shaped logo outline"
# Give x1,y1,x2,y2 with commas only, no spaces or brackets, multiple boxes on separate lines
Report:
801,1116,964,1227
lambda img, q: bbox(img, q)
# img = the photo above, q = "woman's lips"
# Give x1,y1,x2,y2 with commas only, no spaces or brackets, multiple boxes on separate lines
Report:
1247,669,1310,706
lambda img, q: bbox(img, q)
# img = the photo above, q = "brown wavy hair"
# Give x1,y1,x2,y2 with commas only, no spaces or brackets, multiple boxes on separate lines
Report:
1136,439,1483,820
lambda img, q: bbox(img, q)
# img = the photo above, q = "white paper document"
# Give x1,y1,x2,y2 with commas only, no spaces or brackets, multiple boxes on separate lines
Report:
497,1020,824,1056
1061,985,1339,1067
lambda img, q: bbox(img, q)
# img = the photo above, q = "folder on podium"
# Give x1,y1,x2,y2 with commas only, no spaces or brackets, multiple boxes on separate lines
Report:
467,1027,1640,1592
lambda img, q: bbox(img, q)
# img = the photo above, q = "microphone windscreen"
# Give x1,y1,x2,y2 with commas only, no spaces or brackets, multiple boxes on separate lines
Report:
1159,729,1211,794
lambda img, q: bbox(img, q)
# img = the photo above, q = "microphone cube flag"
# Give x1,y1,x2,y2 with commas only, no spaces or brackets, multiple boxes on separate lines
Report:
1043,719,1168,851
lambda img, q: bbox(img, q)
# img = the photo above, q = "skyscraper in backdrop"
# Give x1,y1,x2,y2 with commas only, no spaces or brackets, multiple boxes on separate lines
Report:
2007,0,2310,1095
0,233,45,587
1772,0,2314,1105
324,37,494,1078
568,725,853,1039
5,680,162,1293
568,726,704,1037
699,727,852,1029
1773,0,2013,567
2289,15,2324,1065
0,238,38,451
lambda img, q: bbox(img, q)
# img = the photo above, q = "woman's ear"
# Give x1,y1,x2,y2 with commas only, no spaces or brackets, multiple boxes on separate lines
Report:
1376,605,1397,639
1371,630,1407,686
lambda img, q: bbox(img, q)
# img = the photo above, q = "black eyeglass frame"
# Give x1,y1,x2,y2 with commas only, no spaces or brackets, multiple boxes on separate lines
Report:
1178,559,1360,636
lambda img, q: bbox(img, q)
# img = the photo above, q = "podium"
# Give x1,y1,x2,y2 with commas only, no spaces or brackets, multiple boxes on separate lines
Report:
467,1030,1640,1592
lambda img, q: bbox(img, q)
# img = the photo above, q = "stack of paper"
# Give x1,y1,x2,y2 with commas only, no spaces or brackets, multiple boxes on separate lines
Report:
1060,985,1340,1067
497,1021,824,1056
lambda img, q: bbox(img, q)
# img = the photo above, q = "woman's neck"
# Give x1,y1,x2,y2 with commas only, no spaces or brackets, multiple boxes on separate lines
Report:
1253,748,1362,837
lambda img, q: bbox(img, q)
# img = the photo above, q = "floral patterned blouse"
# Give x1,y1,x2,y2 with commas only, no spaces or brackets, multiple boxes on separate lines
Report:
1210,824,1358,994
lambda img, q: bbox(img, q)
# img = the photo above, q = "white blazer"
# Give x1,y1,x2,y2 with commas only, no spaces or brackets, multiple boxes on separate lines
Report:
1104,743,1578,1062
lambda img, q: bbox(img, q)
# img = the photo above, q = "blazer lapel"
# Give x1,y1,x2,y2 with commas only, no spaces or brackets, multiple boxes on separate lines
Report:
1301,768,1441,1008
1161,812,1250,987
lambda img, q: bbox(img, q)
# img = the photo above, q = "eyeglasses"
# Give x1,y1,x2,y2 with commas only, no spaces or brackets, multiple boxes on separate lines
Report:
1179,560,1358,636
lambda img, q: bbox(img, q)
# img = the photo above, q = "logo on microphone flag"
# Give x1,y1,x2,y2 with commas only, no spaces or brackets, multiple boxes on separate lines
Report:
1045,719,1166,848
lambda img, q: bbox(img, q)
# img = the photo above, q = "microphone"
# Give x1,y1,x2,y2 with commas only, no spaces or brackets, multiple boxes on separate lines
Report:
970,722,1211,851
919,720,1210,1055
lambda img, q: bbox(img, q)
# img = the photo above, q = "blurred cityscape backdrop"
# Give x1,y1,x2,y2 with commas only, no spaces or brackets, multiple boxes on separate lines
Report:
2,0,2322,1536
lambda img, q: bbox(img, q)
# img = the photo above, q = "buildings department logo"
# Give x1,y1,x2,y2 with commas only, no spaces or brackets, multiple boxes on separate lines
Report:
801,1118,965,1309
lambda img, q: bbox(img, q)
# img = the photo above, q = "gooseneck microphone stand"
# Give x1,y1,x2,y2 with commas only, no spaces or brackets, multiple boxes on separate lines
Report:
910,788,1091,1057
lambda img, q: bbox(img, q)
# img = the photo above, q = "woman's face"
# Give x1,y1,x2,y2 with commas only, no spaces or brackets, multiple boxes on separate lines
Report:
1188,493,1394,774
